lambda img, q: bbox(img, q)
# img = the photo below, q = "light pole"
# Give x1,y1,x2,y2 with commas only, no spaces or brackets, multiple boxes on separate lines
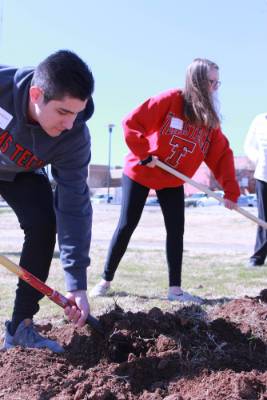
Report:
107,124,115,203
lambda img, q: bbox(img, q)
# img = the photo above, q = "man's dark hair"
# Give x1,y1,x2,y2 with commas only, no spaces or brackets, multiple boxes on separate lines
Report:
31,50,94,103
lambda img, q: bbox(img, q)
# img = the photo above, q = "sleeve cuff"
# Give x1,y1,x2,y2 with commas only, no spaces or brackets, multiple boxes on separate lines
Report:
64,267,88,292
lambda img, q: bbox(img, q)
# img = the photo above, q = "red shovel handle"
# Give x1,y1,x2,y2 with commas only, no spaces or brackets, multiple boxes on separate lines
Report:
0,255,104,336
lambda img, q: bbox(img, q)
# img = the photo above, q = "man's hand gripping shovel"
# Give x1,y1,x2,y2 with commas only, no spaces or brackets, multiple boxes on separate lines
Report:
0,255,105,336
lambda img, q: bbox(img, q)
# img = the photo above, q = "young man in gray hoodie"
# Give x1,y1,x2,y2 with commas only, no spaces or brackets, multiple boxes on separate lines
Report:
0,50,94,352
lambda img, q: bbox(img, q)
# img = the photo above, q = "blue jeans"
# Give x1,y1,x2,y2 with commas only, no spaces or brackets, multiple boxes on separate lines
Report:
0,172,56,323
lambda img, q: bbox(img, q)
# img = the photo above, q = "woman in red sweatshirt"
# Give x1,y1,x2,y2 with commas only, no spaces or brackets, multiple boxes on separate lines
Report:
90,58,240,302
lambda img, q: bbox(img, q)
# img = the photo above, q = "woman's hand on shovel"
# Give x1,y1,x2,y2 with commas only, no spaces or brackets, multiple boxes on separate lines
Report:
64,290,90,328
223,198,237,210
145,155,158,168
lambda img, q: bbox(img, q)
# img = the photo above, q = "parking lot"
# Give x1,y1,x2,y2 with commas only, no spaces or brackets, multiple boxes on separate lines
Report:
184,192,257,208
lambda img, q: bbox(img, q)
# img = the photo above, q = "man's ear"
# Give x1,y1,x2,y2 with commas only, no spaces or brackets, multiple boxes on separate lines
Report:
29,86,44,104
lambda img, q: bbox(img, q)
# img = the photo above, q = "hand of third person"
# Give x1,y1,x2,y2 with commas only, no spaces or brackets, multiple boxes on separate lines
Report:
224,198,237,210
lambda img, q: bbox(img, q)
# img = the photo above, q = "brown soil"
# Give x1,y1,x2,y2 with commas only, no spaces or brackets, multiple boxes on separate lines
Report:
0,291,266,400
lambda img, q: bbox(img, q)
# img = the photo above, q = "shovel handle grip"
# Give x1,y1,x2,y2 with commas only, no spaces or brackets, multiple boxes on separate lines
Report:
139,156,153,166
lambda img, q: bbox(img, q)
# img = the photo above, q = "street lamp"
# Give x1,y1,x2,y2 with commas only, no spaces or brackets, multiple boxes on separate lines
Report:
107,123,115,203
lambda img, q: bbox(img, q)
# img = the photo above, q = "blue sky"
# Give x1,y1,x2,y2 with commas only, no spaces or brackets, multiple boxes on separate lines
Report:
1,0,266,166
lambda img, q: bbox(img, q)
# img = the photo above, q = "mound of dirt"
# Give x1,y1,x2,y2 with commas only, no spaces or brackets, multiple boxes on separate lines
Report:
0,292,266,400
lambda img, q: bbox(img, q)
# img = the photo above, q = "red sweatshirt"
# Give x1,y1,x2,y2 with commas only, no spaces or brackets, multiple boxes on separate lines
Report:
123,89,240,202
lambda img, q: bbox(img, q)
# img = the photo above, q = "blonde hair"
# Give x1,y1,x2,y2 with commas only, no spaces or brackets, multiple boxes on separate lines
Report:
183,58,220,128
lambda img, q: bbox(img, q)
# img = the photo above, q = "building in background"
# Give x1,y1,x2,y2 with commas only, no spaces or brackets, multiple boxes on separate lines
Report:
88,165,123,203
184,156,255,196
233,156,256,193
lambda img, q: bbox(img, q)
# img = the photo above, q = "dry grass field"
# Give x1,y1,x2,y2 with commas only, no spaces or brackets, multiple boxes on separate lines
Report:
0,204,266,399
0,202,264,325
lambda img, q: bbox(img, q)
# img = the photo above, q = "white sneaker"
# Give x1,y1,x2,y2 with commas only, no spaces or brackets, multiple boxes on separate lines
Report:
168,291,203,304
89,282,111,297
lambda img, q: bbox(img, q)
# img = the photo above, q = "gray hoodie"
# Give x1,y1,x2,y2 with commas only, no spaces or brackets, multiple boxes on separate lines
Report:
0,65,94,291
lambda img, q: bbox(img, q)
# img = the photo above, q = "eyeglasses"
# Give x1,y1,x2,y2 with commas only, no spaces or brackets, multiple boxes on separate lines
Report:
209,79,221,89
